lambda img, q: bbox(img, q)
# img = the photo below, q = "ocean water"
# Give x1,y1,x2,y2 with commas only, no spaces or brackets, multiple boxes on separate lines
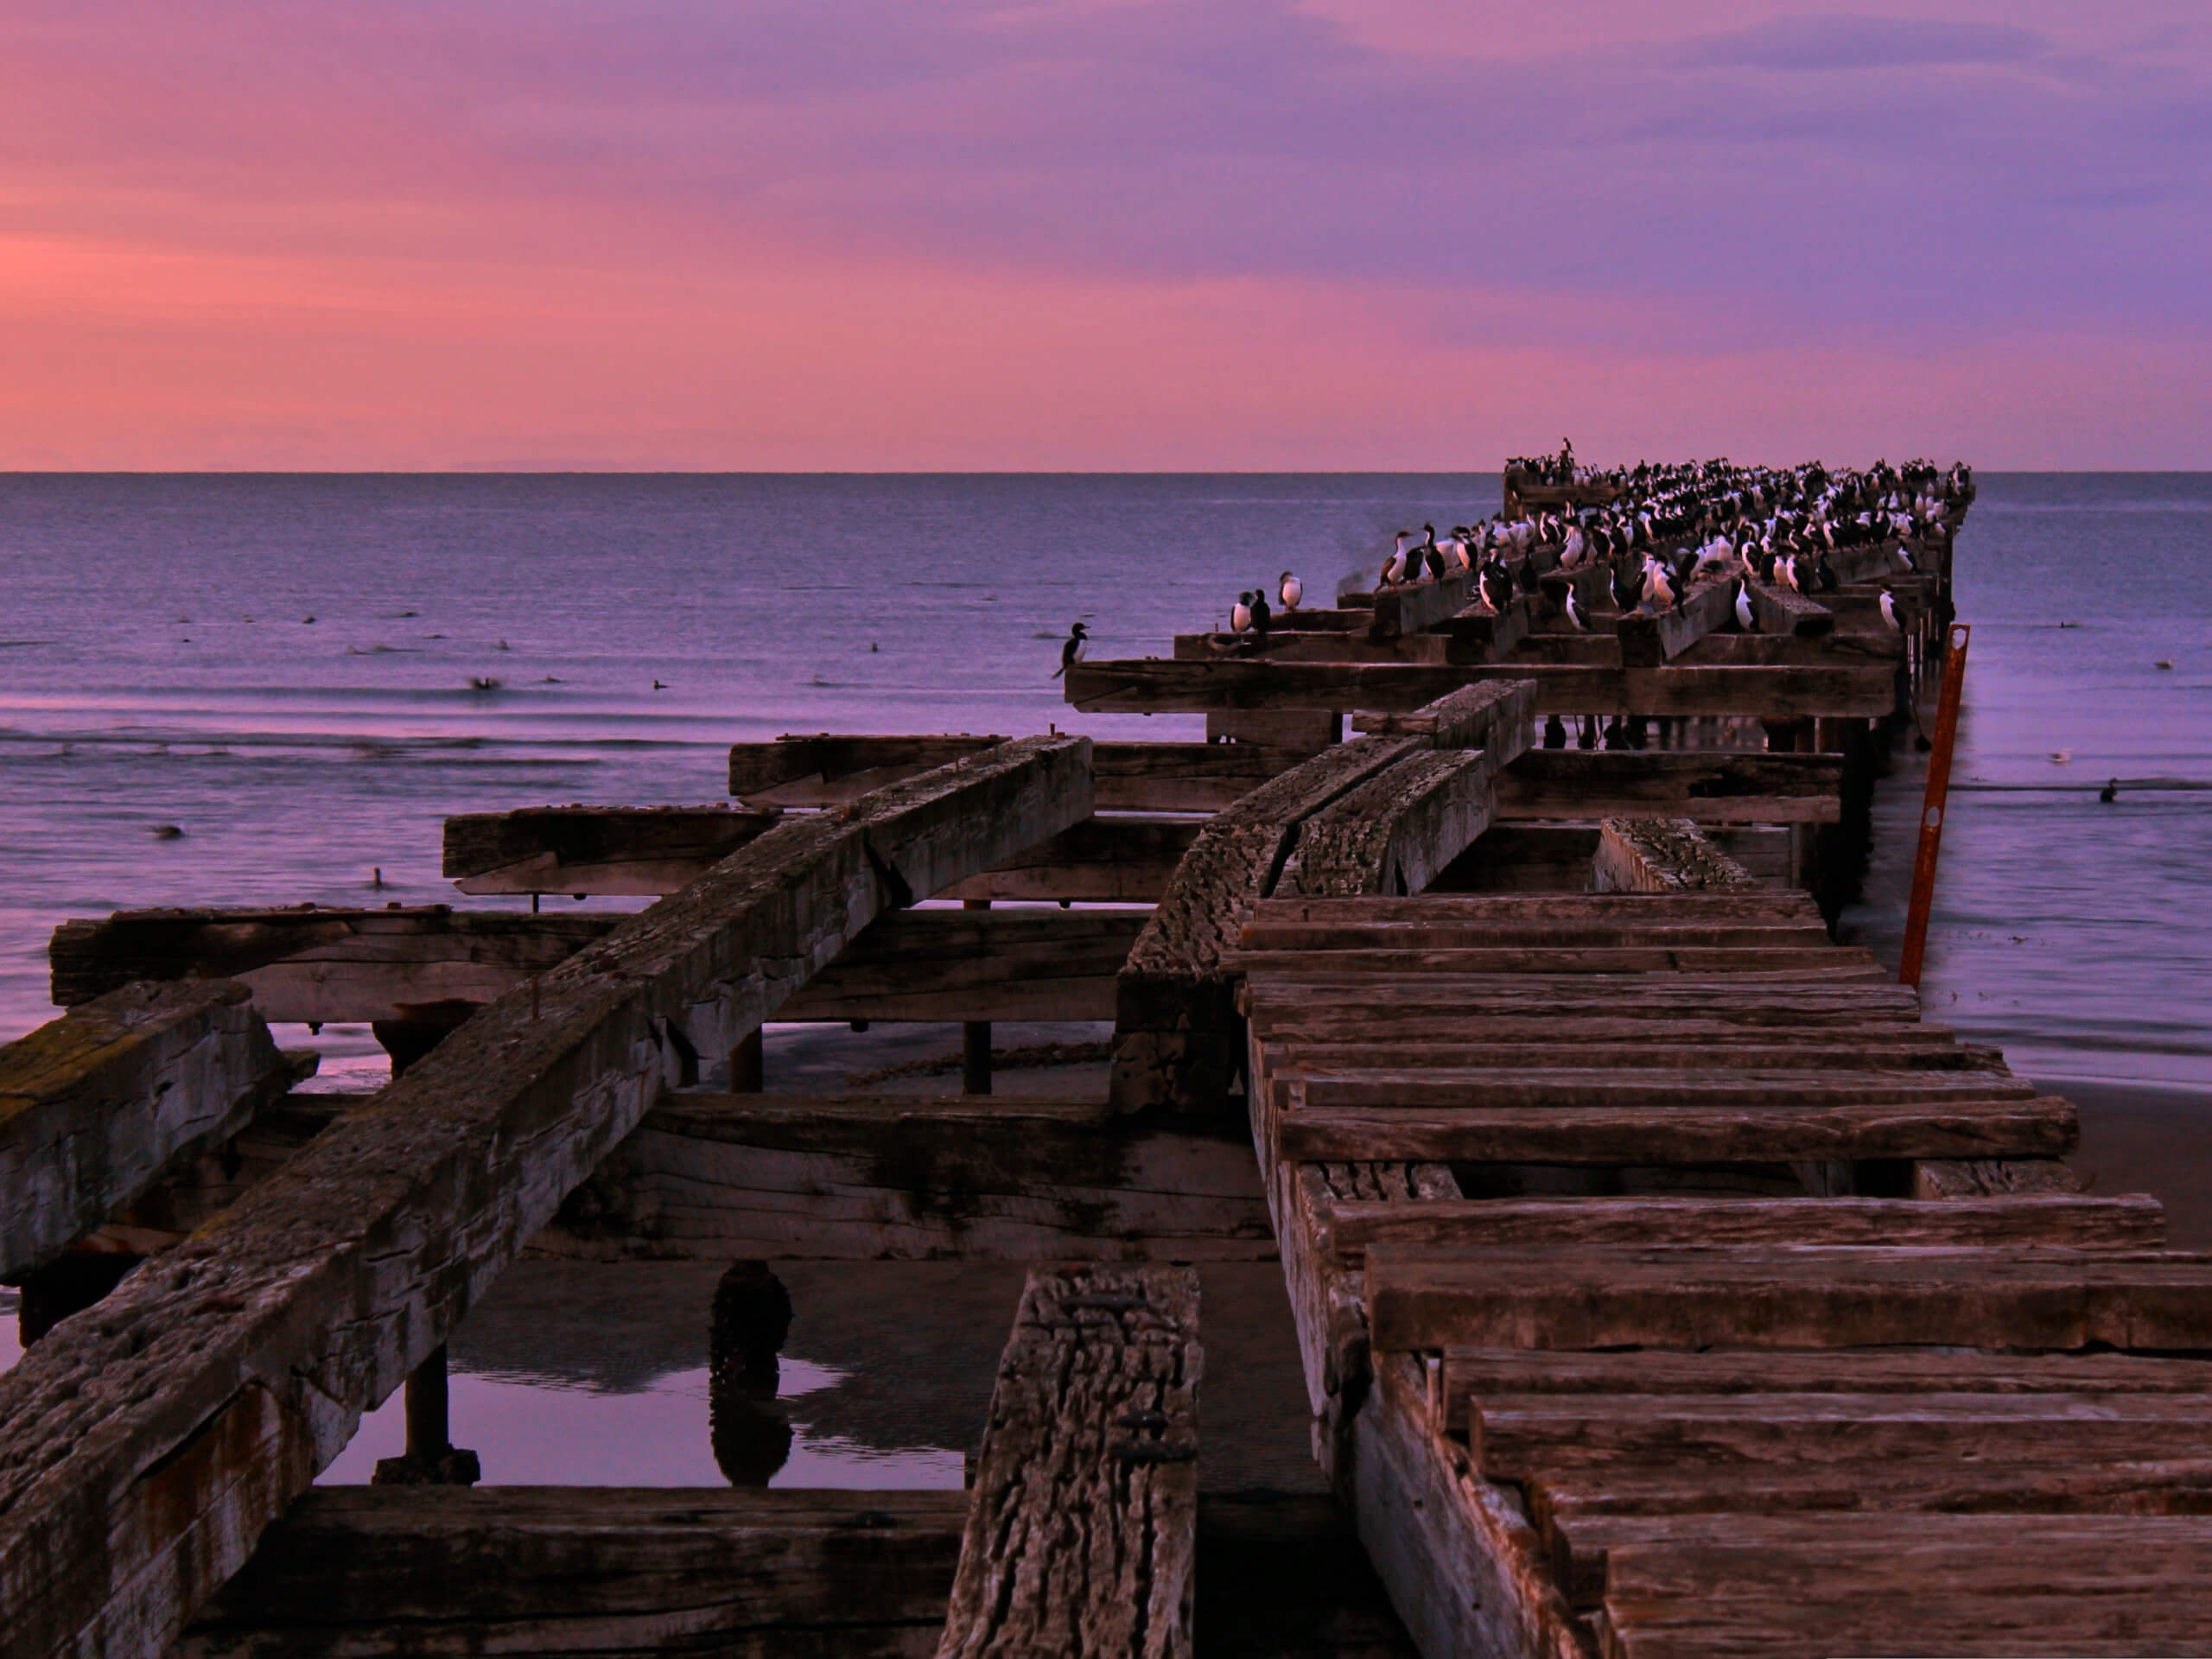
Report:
2,473,2207,1485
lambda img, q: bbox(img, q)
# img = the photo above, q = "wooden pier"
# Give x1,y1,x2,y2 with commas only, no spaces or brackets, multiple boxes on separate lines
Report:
8,457,2208,1656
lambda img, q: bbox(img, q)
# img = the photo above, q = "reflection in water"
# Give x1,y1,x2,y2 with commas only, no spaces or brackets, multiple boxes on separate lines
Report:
709,1262,797,1486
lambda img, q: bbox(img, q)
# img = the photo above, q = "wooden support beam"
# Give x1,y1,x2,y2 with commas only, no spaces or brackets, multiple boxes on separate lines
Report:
779,906,1147,1023
1350,679,1537,752
442,805,782,896
938,1263,1199,1659
1743,580,1834,639
531,1091,1276,1262
1347,1351,1589,1659
1274,1096,2079,1166
728,733,1008,804
177,1487,969,1658
1593,820,1761,893
1281,751,1497,899
1363,1243,2212,1354
49,906,619,1026
1065,659,1896,719
941,816,1198,902
1613,579,1734,668
0,734,1092,1659
1113,737,1419,1113
1,981,296,1280
1284,1070,2039,1110
1495,751,1842,824
1092,742,1313,811
1366,571,1473,639
1316,1194,2164,1270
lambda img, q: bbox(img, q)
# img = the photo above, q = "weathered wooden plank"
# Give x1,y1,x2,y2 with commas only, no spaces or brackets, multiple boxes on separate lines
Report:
1451,1346,2212,1402
0,734,1092,1659
779,907,1147,1023
178,1487,969,1659
1281,751,1497,899
0,981,295,1279
1473,1390,2212,1479
1092,742,1313,812
1240,918,1834,951
1741,580,1834,639
1364,1244,2212,1355
1287,1070,2040,1110
1592,820,1760,894
1246,975,1919,1017
48,906,620,1025
1346,1352,1589,1659
728,734,1008,804
1114,737,1418,1112
1368,571,1474,639
1267,1038,1978,1073
1351,679,1538,753
1599,1517,2212,1657
531,1092,1275,1262
1231,945,1877,977
442,805,783,896
1613,579,1734,669
1278,1098,2079,1167
1916,1157,2086,1198
1321,1194,2164,1271
938,1263,1199,1659
1560,1510,2212,1620
939,817,1202,903
1248,893,1822,924
1065,660,1896,719
1495,751,1843,824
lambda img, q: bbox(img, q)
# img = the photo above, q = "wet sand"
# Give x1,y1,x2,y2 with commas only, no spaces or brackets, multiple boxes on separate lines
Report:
2056,1078,2212,1249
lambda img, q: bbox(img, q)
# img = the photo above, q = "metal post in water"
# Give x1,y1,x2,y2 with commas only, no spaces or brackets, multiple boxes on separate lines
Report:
963,898,992,1095
1899,624,1972,987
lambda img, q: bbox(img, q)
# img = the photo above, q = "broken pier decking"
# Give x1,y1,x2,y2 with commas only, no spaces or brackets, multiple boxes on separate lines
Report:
19,462,2202,1656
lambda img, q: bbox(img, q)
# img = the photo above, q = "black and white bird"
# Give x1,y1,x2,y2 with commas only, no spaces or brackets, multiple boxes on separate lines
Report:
1382,531,1413,586
1418,524,1446,582
1230,592,1254,633
1878,587,1902,632
1732,577,1758,632
1279,570,1303,610
1562,585,1590,632
1609,558,1642,614
1052,620,1089,678
1478,559,1514,613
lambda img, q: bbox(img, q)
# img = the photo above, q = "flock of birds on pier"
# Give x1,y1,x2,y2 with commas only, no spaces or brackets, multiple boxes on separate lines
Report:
1190,454,1971,649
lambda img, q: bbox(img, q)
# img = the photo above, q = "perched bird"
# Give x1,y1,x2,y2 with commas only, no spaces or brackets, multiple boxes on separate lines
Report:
1732,578,1758,632
1249,588,1272,645
1279,570,1303,611
1641,557,1676,612
1418,524,1446,582
1478,560,1514,613
1878,587,1903,632
1562,585,1590,632
1609,559,1642,613
1382,531,1413,586
1230,592,1254,633
1052,620,1089,678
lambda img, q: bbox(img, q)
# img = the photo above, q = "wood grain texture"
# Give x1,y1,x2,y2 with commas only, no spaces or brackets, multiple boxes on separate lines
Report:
937,1263,1199,1659
1365,1243,2212,1354
1064,660,1896,720
780,907,1147,1023
531,1092,1275,1262
1497,751,1843,823
442,804,783,895
0,734,1092,1659
180,1486,969,1659
0,979,291,1278
1284,751,1498,899
1613,580,1735,669
1592,821,1760,894
1349,680,1539,752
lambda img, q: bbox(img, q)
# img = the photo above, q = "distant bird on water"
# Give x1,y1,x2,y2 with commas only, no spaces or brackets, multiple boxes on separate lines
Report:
1052,621,1089,678
2100,778,2119,804
1279,571,1303,611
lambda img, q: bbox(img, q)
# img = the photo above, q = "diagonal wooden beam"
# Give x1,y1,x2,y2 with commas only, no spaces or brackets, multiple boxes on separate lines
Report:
0,734,1090,1659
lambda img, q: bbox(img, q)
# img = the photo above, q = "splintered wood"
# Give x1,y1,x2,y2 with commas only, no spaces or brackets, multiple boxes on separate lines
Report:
1241,887,2212,1657
938,1264,1200,1659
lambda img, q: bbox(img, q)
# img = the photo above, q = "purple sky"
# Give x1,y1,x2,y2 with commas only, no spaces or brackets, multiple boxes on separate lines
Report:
3,1,2207,467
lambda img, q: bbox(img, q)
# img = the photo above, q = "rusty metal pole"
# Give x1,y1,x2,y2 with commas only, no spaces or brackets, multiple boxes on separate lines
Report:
1899,624,1971,987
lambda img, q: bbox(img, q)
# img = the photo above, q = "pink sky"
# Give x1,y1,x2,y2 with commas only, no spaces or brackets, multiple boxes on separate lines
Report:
3,1,2208,469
